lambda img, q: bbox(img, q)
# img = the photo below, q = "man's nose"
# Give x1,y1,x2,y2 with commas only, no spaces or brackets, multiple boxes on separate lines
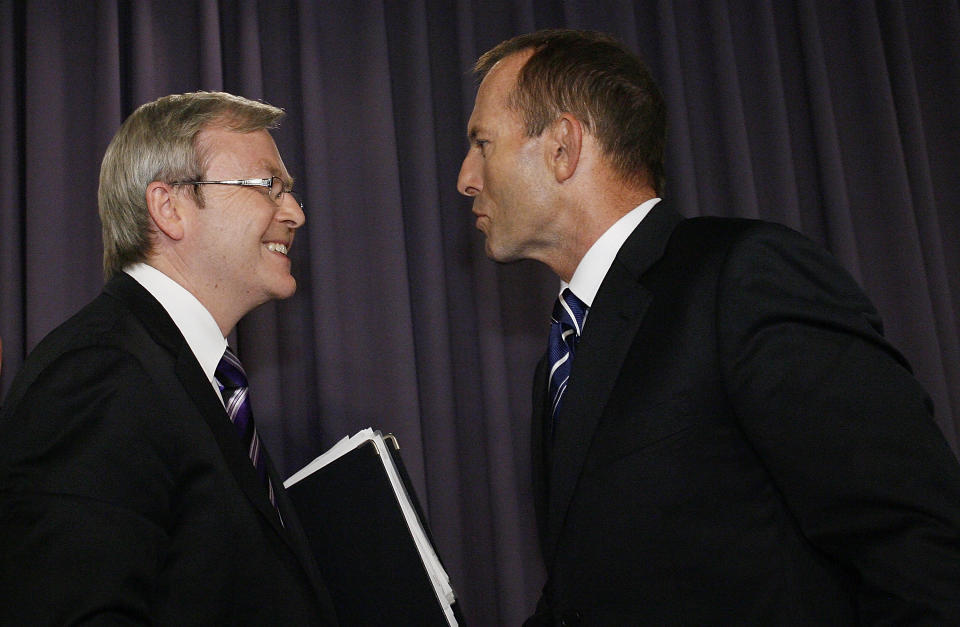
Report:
278,192,306,229
457,151,481,197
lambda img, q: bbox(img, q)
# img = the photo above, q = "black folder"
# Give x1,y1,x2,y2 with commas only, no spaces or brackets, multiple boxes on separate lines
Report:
284,430,458,626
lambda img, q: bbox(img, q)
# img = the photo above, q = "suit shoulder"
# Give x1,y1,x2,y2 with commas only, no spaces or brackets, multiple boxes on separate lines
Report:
663,217,841,283
2,292,153,413
3,343,157,422
670,216,878,326
643,216,775,282
670,215,807,252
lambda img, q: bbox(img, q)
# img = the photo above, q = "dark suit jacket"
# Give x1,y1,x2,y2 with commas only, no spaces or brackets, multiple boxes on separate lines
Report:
527,201,960,625
0,273,338,625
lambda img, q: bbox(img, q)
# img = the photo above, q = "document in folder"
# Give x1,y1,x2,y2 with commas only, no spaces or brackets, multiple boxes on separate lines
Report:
284,429,458,626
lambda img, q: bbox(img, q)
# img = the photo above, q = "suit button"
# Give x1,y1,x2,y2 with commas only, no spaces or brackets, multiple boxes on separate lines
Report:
559,610,582,626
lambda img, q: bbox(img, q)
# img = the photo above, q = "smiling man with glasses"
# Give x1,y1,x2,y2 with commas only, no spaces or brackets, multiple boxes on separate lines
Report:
0,91,339,625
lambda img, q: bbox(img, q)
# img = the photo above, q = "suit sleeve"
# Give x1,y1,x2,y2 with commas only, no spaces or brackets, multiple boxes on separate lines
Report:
717,223,960,623
0,346,176,625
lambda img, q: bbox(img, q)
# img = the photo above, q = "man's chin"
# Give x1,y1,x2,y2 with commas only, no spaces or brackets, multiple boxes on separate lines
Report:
271,277,298,301
484,239,501,261
484,241,524,265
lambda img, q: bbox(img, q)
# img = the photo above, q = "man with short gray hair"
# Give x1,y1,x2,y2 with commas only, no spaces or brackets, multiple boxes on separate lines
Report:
0,91,338,625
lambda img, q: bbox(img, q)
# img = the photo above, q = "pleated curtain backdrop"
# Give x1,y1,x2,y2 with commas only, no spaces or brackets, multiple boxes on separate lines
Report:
2,2,958,624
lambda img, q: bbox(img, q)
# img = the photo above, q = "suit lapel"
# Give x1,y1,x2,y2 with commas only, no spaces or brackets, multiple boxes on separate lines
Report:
173,347,287,535
544,273,651,560
543,201,685,562
103,275,304,558
174,349,332,607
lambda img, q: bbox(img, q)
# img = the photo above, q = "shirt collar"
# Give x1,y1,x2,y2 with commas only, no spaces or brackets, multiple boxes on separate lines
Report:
124,263,227,385
565,197,661,308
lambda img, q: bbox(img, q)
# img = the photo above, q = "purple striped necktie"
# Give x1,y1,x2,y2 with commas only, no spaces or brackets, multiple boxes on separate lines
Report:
547,288,588,435
215,347,279,514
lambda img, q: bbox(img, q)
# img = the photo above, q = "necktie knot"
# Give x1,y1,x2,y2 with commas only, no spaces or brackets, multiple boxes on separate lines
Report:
216,347,248,390
548,289,588,429
551,288,588,334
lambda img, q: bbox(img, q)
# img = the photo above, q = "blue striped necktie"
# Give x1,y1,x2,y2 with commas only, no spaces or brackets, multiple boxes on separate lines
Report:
216,347,278,512
548,288,588,430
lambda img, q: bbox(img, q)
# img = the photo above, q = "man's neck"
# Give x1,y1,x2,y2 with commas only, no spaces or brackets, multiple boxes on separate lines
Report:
549,187,657,282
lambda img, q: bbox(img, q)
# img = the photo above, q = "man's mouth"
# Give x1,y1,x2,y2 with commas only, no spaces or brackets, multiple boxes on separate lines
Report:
265,242,289,256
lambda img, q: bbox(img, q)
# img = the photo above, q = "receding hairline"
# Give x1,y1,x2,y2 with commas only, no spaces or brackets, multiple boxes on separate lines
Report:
465,49,532,142
475,41,535,81
474,29,624,79
469,30,666,194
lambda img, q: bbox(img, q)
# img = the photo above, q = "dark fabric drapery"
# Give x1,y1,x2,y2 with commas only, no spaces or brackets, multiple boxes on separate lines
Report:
2,2,958,624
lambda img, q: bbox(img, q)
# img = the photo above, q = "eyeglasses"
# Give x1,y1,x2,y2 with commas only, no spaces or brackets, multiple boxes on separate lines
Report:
173,176,303,210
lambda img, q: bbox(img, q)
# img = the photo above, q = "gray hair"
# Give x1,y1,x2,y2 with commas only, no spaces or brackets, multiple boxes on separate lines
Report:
98,91,285,278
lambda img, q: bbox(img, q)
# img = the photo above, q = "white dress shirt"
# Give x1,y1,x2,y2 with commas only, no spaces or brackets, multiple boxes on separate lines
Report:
564,197,662,326
124,263,227,404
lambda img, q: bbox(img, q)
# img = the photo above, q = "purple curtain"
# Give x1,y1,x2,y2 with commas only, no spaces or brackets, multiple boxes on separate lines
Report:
2,2,958,624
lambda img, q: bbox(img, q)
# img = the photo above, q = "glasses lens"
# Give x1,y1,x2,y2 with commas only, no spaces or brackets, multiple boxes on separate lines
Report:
270,177,284,202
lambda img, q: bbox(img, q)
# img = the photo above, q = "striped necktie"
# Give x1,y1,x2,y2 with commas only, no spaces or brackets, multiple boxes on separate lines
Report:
547,288,588,431
215,347,278,511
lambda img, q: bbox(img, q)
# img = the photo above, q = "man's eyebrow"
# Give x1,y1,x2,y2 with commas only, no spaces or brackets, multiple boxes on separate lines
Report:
468,126,482,142
260,161,294,187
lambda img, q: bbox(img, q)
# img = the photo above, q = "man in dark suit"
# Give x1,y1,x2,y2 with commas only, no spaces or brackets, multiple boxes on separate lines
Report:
458,29,960,625
0,92,338,625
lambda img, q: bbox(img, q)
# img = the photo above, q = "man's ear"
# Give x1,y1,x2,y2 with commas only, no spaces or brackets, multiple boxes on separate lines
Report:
145,181,186,241
547,114,583,183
